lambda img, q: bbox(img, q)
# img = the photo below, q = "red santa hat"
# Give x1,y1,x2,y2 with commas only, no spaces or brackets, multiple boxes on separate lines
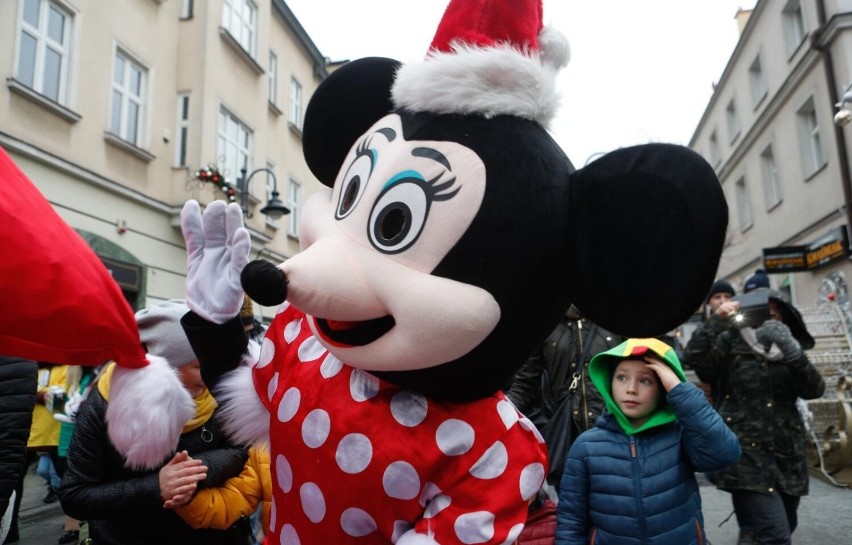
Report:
392,0,570,127
0,147,192,469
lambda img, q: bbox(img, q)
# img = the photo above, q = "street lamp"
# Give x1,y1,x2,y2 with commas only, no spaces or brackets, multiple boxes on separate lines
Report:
237,167,291,220
834,81,852,127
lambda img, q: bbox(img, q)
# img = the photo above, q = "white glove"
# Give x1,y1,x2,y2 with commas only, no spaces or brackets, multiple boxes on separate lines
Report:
181,200,251,323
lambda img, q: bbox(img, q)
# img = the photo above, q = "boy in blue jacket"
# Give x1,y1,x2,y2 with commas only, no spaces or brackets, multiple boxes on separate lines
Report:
556,338,740,545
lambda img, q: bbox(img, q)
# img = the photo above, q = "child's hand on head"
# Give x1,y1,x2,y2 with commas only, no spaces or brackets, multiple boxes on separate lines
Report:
644,356,681,392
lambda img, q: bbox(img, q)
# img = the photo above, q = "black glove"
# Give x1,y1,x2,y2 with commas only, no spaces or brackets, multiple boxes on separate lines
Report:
756,320,802,362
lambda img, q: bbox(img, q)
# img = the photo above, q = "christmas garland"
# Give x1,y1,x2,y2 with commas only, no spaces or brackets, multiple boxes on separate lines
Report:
194,165,237,202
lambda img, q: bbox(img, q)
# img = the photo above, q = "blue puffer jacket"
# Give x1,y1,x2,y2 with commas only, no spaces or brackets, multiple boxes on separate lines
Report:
556,382,740,545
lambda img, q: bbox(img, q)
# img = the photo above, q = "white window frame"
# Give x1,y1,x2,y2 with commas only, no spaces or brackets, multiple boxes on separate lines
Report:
110,47,148,147
725,98,741,143
782,0,806,57
760,144,782,210
174,93,190,167
15,0,73,104
735,177,753,232
796,97,825,178
180,0,194,19
288,178,301,237
222,0,257,57
217,105,253,187
749,55,767,108
708,130,721,168
289,77,303,131
268,51,278,106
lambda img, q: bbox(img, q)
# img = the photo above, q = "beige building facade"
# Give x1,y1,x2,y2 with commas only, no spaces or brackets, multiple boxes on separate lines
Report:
690,0,852,307
0,0,329,320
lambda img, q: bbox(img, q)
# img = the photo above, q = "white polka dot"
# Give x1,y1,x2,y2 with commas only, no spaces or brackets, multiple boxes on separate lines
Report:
469,441,508,479
390,391,428,427
455,511,495,544
436,419,475,455
519,463,546,500
302,409,330,448
277,387,300,422
270,499,277,529
267,372,279,403
383,461,421,500
279,523,300,545
299,482,326,523
298,336,326,362
350,369,379,401
275,301,291,315
320,353,343,378
424,493,451,518
257,337,275,368
496,399,519,429
284,318,302,343
518,417,545,443
340,508,377,537
391,520,413,543
419,482,441,507
276,454,293,493
336,433,372,474
500,524,524,545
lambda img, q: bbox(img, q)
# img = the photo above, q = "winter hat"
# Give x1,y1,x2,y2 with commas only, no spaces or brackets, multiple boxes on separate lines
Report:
744,269,770,293
135,299,196,368
391,0,570,127
705,279,735,303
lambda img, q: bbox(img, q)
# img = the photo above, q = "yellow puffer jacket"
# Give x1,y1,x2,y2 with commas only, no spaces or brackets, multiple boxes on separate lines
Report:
175,445,271,533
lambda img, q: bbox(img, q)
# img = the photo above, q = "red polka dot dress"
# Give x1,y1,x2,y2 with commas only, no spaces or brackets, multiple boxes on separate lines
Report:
253,303,548,545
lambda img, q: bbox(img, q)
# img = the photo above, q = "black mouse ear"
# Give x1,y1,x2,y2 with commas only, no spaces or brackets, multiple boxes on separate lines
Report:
566,144,729,337
302,57,401,187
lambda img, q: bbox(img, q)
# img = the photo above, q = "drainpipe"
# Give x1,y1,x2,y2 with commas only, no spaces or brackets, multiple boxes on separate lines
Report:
815,0,852,246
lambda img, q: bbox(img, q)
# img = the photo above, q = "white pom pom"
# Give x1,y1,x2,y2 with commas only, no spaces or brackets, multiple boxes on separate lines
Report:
106,355,194,470
539,26,570,69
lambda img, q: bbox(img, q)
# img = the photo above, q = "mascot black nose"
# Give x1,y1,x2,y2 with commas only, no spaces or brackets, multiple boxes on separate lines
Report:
241,260,288,307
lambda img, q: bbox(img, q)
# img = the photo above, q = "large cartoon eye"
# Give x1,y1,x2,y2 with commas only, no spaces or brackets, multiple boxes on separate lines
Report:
336,154,372,219
368,180,428,254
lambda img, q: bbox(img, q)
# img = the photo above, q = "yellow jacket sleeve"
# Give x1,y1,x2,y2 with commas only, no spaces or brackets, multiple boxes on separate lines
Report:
175,446,267,530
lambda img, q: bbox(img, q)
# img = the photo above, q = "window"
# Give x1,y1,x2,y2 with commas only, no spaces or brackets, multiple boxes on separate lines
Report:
110,49,147,146
222,0,256,57
796,98,825,177
708,131,721,167
749,55,767,107
725,98,740,143
180,0,194,19
760,144,782,209
783,0,806,56
217,106,252,186
268,51,278,106
16,0,72,103
288,179,301,237
735,177,753,231
174,94,190,167
289,77,303,130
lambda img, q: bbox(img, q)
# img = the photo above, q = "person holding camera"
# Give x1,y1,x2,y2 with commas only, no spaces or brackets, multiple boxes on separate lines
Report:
683,287,824,545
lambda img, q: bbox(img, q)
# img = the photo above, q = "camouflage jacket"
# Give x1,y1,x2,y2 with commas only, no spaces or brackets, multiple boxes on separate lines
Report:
684,321,825,495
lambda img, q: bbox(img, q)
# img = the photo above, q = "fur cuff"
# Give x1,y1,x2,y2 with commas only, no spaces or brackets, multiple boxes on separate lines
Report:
214,360,270,446
106,355,194,470
392,26,568,127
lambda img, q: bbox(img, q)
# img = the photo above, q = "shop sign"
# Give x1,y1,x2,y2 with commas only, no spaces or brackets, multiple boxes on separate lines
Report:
762,226,850,273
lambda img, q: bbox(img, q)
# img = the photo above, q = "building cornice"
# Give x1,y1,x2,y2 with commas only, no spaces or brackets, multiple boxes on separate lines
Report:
271,0,328,79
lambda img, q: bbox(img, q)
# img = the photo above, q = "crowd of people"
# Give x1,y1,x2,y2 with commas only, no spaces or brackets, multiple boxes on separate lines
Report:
0,268,827,545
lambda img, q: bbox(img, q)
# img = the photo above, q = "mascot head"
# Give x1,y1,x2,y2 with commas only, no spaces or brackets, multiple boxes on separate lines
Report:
242,0,728,401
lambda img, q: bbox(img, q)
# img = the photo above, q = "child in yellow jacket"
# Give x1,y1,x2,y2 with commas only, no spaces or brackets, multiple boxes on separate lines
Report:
174,445,272,537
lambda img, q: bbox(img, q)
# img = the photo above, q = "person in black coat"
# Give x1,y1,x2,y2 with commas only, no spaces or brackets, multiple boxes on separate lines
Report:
0,356,37,544
57,300,248,545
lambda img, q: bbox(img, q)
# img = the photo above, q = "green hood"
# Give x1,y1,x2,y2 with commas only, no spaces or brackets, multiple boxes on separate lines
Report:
588,338,686,435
